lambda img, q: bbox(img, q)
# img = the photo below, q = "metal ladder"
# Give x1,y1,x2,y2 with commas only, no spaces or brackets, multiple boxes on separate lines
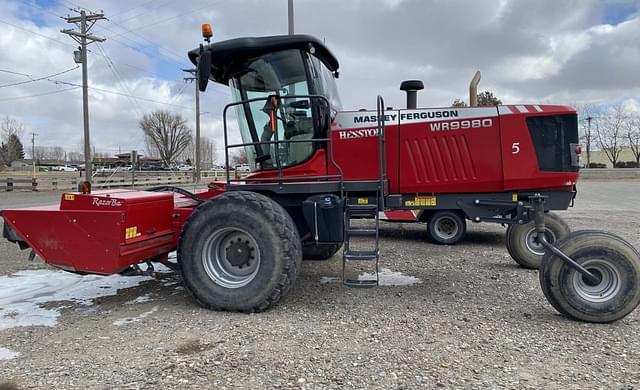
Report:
342,193,381,287
341,95,386,287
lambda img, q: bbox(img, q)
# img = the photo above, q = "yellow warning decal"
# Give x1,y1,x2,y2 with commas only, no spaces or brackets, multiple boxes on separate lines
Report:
357,198,369,205
125,226,138,240
404,196,436,207
512,193,518,202
64,194,75,201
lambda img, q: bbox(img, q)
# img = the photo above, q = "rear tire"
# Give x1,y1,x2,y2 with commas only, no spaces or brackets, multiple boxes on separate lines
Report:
506,212,570,269
539,230,640,323
178,191,302,312
427,211,466,245
302,242,342,261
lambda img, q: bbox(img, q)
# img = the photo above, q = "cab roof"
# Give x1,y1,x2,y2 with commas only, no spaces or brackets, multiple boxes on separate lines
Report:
188,34,339,86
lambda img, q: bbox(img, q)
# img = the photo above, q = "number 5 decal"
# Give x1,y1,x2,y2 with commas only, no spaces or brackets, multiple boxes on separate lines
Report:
511,142,520,154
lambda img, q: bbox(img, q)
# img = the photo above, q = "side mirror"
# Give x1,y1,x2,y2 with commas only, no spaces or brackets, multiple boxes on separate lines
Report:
197,49,212,92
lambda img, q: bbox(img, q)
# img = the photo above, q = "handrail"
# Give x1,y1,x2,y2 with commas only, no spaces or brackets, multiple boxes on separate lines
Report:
222,94,345,191
376,95,386,209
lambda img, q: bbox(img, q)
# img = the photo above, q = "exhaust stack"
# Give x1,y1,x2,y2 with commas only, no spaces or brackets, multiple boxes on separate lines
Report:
400,80,424,109
469,71,481,107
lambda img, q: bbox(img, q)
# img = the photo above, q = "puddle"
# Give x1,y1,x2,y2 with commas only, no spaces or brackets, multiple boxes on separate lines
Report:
0,347,18,361
320,268,422,286
113,306,159,326
0,270,152,330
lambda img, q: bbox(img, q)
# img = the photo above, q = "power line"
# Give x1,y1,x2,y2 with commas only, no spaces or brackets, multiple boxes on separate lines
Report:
104,3,213,41
17,0,65,20
0,66,79,88
0,66,196,110
96,42,144,116
0,18,171,80
101,20,187,65
45,78,195,110
106,0,174,25
0,18,75,48
98,29,187,69
0,86,80,102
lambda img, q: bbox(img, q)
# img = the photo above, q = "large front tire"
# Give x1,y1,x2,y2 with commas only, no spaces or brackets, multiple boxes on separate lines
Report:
539,230,640,323
506,212,570,269
178,191,302,312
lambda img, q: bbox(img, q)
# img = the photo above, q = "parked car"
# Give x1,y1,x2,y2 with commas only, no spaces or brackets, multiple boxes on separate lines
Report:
56,165,78,172
178,165,193,171
235,164,250,172
95,166,115,173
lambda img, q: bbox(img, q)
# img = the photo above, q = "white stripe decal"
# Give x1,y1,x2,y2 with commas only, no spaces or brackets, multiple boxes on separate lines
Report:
533,105,543,112
498,106,513,115
516,105,529,113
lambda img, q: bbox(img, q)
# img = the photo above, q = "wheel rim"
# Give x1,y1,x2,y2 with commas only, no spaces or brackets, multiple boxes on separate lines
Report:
202,227,260,289
571,259,622,303
524,227,557,256
434,216,459,240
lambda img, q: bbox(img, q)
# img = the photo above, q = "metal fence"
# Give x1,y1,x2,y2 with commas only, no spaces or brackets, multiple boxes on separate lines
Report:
0,170,243,192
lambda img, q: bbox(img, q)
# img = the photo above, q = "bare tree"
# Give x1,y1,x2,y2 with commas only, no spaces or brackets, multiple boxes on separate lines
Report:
182,137,216,169
577,103,599,167
626,114,640,167
1,117,25,140
33,146,66,161
67,151,84,162
451,98,466,108
596,104,628,168
477,91,502,106
451,90,502,107
0,117,26,166
139,110,193,165
230,148,248,167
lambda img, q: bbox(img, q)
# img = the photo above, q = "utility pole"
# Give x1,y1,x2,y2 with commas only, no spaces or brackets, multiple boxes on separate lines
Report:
288,0,294,35
182,68,201,183
31,132,38,178
585,116,592,167
62,9,106,184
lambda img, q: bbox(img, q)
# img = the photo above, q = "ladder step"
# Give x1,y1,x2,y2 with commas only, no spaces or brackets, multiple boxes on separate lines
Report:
346,228,377,236
344,279,378,288
344,250,378,261
347,204,378,211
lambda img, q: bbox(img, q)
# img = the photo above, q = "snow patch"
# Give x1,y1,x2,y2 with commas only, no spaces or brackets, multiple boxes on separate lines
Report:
320,268,422,286
113,306,159,326
0,270,152,330
125,293,155,305
320,276,342,284
0,347,18,361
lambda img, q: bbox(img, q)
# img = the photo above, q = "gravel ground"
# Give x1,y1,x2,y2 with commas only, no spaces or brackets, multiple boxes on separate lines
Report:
0,181,639,389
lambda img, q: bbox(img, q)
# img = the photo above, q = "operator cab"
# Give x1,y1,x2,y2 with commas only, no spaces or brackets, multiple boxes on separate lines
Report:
189,35,342,171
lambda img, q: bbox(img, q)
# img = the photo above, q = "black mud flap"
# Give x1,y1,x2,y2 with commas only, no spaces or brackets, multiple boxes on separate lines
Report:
2,222,29,250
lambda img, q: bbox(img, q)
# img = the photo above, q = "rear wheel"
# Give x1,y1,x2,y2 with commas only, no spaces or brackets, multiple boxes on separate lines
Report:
178,191,302,312
302,242,342,261
427,211,466,245
506,212,570,269
539,230,640,323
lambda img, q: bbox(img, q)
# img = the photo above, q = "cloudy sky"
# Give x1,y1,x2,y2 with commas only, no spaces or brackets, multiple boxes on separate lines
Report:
0,0,639,160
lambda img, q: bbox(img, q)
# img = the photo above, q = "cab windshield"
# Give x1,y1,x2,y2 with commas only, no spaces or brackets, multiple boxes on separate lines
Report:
230,49,317,170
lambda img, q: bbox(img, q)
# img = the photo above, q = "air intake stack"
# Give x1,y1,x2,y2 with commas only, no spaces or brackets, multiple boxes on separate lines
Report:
400,80,424,109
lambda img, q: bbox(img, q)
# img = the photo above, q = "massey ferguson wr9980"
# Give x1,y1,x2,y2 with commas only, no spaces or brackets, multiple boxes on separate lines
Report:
3,28,640,323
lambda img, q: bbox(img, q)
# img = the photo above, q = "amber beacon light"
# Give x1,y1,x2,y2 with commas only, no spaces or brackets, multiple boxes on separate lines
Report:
202,23,213,42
